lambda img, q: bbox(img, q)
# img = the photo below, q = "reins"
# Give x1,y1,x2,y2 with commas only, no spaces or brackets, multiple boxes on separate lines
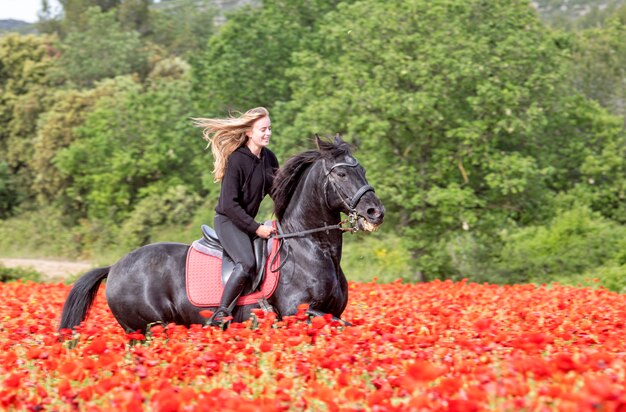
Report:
270,214,358,240
268,215,359,273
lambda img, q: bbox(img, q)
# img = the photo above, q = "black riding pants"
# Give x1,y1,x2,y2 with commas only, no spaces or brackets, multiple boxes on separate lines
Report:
214,213,256,307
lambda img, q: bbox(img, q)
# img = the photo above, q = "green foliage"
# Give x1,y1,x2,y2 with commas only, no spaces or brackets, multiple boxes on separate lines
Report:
150,201,216,245
71,217,123,263
117,0,152,35
1,1,625,288
278,0,597,278
0,206,83,258
149,0,216,56
56,0,122,33
118,184,202,249
0,161,18,218
588,264,626,293
0,265,43,283
0,34,56,214
498,206,626,284
569,12,626,120
576,126,626,223
54,73,206,223
548,263,626,293
30,79,129,210
0,33,52,106
191,0,355,115
440,232,501,283
341,232,414,283
53,7,149,87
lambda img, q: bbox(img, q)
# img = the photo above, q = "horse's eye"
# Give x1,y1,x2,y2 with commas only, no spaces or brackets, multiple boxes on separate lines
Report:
336,171,347,178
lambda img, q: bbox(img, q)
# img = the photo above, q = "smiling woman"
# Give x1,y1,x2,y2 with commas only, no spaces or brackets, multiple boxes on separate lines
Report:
193,107,279,325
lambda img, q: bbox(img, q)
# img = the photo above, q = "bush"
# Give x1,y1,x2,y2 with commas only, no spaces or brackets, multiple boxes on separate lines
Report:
442,232,502,283
0,265,43,283
342,232,414,283
595,264,626,293
118,184,203,250
0,207,82,258
497,205,626,284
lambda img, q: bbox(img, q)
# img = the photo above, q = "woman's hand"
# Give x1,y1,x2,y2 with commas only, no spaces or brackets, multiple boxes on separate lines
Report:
256,224,276,239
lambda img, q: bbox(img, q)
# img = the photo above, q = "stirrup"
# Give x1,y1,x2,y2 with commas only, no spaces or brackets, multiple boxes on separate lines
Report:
208,307,231,327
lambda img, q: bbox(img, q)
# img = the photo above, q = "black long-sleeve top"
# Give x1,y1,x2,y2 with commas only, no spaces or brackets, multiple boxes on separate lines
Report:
215,146,279,235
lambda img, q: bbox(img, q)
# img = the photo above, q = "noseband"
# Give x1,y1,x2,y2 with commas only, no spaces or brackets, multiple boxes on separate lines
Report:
322,158,375,213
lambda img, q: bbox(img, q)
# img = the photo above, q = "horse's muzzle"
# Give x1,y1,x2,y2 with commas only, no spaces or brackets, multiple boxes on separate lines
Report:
357,205,384,231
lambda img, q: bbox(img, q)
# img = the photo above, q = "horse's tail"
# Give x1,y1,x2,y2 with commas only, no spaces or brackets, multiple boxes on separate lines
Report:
59,266,110,331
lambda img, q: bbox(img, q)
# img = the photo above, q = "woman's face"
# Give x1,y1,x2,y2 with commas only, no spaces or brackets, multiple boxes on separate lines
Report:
246,115,272,149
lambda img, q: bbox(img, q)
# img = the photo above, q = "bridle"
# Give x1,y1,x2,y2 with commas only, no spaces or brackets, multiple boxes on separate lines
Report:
268,156,376,271
271,156,375,241
322,157,375,216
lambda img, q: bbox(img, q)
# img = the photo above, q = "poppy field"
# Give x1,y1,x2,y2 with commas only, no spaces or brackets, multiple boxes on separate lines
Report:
1,278,626,411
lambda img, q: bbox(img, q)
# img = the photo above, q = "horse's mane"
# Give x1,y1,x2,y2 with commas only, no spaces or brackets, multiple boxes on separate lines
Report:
272,138,353,220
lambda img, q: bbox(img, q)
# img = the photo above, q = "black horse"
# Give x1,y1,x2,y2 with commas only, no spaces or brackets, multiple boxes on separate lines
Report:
59,136,384,333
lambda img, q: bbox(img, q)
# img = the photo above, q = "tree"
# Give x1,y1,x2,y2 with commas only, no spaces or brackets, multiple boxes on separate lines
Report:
117,0,152,35
190,0,356,115
59,0,121,31
149,0,216,56
30,80,127,210
38,0,150,37
569,7,626,122
0,34,56,215
53,70,207,224
277,0,619,279
53,7,149,87
0,34,55,156
574,108,626,223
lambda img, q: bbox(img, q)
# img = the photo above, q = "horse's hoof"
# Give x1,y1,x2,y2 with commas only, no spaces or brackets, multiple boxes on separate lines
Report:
208,308,232,329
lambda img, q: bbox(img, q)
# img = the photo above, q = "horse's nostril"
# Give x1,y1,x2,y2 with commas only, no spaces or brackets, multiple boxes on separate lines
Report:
367,208,380,218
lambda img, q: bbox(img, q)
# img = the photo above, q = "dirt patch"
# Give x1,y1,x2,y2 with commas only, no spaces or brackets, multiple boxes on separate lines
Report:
0,258,92,281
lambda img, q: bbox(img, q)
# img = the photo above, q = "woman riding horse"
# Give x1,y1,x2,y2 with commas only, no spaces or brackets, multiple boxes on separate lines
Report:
193,107,279,327
59,135,384,333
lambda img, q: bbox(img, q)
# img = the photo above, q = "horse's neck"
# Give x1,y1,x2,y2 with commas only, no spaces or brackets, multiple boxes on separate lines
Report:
280,164,344,273
280,165,340,236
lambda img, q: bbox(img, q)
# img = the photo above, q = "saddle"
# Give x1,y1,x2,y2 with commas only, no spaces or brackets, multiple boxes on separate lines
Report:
186,221,280,307
189,222,273,298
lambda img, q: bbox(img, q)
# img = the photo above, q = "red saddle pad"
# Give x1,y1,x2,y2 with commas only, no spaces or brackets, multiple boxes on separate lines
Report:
185,236,281,307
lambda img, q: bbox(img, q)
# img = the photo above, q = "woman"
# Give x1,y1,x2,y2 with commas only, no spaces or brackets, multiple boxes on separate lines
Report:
193,107,279,326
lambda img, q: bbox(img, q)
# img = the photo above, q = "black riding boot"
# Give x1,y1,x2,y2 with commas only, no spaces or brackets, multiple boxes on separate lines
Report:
209,264,249,327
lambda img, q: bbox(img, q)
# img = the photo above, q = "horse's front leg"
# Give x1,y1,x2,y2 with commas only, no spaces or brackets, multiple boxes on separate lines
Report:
305,308,353,327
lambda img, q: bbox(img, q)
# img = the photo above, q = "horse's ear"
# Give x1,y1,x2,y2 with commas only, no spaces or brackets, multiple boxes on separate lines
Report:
314,133,323,150
334,133,344,145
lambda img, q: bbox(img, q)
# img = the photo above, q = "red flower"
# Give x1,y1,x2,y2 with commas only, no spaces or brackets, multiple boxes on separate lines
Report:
552,353,579,373
448,399,480,412
3,372,24,388
403,360,445,388
259,340,273,352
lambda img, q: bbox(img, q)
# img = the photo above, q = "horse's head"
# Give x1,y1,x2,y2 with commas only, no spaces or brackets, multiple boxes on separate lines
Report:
317,134,385,231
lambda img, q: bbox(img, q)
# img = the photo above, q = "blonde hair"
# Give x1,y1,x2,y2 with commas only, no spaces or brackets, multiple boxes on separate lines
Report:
193,107,270,182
